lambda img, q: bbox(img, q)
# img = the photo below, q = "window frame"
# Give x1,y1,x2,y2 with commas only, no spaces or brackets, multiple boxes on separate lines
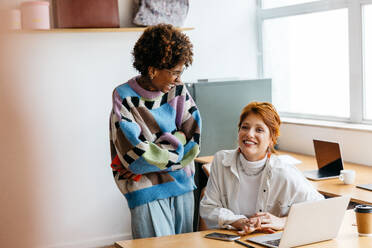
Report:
257,0,372,124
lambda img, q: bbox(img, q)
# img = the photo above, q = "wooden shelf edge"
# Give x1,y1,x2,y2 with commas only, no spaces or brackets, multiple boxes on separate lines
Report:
9,27,194,34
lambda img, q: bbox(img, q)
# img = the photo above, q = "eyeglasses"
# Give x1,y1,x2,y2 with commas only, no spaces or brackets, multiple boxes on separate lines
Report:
164,68,185,78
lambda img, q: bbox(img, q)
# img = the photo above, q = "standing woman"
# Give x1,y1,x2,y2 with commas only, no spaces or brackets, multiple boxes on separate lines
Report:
109,24,201,238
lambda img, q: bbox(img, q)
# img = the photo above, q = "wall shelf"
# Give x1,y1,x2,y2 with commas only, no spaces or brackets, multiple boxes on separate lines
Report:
12,27,194,33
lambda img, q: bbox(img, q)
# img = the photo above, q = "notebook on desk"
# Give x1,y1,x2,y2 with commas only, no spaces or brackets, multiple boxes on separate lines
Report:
303,139,344,180
246,196,350,248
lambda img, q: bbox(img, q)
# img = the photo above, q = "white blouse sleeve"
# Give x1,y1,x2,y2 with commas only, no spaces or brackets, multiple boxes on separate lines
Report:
199,156,247,229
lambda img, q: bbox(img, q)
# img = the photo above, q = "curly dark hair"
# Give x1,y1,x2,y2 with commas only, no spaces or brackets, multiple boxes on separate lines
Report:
132,24,193,76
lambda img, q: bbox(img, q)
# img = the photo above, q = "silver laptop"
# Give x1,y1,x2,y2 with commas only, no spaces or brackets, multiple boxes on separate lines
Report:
303,139,344,180
356,183,372,191
247,196,350,248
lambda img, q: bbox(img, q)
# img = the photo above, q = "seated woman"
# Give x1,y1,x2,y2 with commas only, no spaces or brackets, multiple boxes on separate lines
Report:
199,101,324,234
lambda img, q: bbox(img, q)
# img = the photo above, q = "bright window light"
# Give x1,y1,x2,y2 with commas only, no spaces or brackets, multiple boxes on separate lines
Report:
263,9,350,118
262,0,319,9
364,5,372,120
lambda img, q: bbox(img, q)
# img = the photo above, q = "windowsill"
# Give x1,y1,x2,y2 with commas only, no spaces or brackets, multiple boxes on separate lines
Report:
281,117,372,133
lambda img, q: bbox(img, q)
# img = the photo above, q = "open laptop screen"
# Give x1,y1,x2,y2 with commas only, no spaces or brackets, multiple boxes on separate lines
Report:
246,196,350,248
313,139,343,175
303,140,344,180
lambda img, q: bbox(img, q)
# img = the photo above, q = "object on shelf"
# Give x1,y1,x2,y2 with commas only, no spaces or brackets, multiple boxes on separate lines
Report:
53,0,120,28
133,0,189,27
9,9,22,30
1,9,22,30
20,1,50,30
9,27,194,34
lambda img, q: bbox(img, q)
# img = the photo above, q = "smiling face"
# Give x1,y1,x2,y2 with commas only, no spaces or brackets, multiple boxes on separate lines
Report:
238,113,273,161
149,62,184,93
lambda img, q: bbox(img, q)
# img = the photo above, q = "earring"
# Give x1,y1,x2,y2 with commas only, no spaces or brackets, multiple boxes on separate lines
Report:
267,147,272,159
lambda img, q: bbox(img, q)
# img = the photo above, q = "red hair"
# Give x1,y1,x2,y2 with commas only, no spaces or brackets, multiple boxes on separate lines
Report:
239,102,281,153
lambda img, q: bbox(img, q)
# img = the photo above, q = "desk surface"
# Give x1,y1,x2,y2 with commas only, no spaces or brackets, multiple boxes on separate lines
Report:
115,210,372,248
195,151,372,205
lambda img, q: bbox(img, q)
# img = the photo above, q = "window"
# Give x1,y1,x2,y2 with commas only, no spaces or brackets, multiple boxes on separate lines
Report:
262,0,318,9
263,9,349,118
258,0,372,123
364,4,372,120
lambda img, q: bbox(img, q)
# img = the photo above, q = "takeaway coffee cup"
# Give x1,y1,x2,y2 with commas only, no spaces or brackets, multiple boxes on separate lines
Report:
354,205,372,236
339,169,355,185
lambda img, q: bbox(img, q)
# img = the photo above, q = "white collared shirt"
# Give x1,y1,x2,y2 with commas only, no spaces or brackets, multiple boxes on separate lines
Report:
199,149,324,229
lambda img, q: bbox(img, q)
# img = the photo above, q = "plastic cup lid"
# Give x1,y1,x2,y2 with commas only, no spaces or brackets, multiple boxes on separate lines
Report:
355,205,372,213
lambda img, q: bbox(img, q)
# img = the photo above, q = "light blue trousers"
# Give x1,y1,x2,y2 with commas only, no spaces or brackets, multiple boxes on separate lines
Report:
130,191,194,239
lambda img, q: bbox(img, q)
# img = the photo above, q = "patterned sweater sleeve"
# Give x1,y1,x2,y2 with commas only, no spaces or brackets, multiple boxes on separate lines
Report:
176,87,202,167
110,85,201,176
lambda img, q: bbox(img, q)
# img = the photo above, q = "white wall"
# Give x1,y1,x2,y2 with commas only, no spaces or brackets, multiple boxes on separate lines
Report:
279,123,372,166
0,1,258,248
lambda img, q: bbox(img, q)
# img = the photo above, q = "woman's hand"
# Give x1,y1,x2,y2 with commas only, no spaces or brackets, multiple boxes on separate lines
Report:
231,218,257,235
232,213,286,235
250,212,287,233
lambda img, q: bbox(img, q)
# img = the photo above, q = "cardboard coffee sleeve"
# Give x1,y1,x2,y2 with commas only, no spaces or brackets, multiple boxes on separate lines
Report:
355,205,372,236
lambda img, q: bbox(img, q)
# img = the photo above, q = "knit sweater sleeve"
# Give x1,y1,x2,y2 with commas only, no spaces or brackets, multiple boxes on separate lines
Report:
177,87,202,167
110,85,201,175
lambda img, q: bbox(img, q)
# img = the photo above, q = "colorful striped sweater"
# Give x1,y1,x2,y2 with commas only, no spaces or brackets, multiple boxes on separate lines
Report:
109,77,202,209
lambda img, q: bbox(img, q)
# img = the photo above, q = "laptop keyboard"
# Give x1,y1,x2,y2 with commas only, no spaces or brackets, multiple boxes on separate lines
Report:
264,239,281,247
